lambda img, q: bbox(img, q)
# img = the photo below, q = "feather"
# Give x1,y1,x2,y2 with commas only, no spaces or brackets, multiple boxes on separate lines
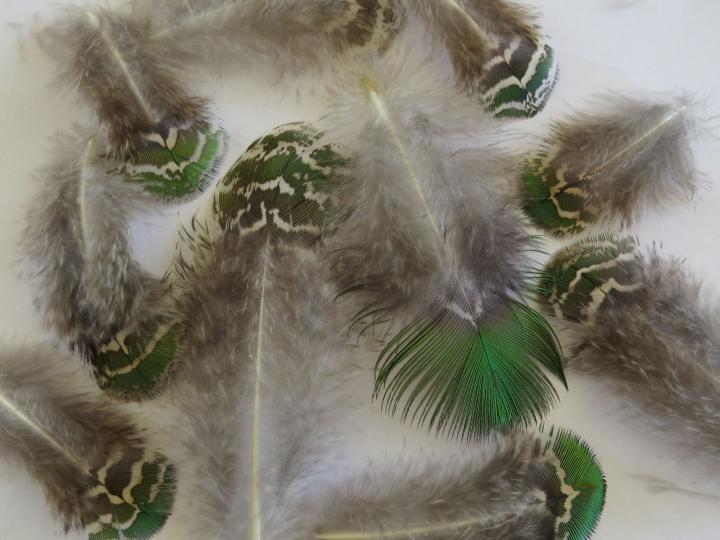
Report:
39,7,225,199
132,0,405,75
171,123,356,539
320,44,565,440
539,234,720,460
309,427,605,540
22,128,182,399
404,0,558,117
522,95,700,236
0,344,175,539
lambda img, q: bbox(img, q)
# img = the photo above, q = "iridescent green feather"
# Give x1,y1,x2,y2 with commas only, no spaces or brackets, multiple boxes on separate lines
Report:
211,122,348,243
538,427,607,540
112,124,225,200
92,316,184,399
538,235,642,322
481,39,558,119
521,151,600,237
86,450,175,540
374,298,566,440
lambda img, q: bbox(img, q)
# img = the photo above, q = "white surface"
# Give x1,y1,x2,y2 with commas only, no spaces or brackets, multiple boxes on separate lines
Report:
1,1,719,539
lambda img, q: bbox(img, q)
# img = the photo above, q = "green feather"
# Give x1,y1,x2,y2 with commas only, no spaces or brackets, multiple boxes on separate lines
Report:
481,39,558,119
112,124,225,200
520,150,600,237
86,450,175,540
92,316,184,400
538,234,642,322
374,298,566,440
539,426,607,540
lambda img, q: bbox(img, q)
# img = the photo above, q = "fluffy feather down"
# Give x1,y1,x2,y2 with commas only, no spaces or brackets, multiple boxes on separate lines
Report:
541,236,720,460
39,8,208,160
522,95,700,236
0,345,175,537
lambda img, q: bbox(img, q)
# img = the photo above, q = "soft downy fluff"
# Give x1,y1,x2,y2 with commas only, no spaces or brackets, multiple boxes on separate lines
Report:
169,123,362,539
318,39,565,440
0,344,175,539
38,7,225,199
522,94,701,236
402,0,558,117
540,234,720,461
306,427,605,540
129,0,405,76
22,128,181,399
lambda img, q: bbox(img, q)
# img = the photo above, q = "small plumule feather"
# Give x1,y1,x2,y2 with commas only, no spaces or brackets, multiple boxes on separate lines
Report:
522,95,700,236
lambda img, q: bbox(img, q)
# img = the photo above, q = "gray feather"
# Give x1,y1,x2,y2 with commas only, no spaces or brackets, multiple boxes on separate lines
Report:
541,235,720,460
522,95,700,236
39,7,209,160
0,344,174,535
132,0,405,75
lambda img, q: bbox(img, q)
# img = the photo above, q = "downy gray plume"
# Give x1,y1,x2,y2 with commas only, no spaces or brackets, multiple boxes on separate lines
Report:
0,344,175,538
319,43,565,439
522,95,700,236
403,0,558,117
307,427,606,540
22,128,180,399
130,0,405,75
170,123,360,539
540,235,720,460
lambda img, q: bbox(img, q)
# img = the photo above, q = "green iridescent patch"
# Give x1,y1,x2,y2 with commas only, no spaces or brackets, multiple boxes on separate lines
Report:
113,124,225,200
521,152,600,237
212,122,348,245
538,427,606,540
481,38,558,119
539,235,642,322
93,316,182,399
86,450,175,540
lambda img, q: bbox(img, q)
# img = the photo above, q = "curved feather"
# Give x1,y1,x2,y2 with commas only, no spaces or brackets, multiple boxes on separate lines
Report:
522,95,699,236
405,0,558,117
39,7,226,200
321,44,565,439
311,427,605,540
0,345,175,539
540,234,720,460
22,129,183,399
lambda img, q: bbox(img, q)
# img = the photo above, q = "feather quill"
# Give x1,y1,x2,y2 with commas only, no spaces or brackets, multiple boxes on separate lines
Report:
0,344,175,539
320,45,565,439
308,427,605,540
22,129,181,399
172,123,356,539
403,0,558,117
540,235,720,460
132,0,405,75
39,7,225,199
522,95,700,236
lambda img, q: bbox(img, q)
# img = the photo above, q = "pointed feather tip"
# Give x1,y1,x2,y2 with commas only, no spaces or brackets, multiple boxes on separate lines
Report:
540,426,607,540
373,299,566,441
537,234,641,323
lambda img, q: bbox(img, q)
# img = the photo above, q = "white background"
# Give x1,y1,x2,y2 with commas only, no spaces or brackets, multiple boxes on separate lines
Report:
1,1,719,539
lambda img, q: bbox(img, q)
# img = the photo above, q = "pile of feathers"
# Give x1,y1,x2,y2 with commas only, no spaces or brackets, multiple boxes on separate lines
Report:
0,1,717,539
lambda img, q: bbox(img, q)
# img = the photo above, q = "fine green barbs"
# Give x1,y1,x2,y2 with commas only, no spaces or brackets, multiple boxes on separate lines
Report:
538,235,643,322
521,150,600,237
113,124,225,200
539,427,607,540
211,122,348,244
481,38,558,119
93,316,183,400
374,299,566,440
86,449,176,540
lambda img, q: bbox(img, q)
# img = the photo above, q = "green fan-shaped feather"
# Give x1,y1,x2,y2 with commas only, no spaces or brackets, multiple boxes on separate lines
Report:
374,298,566,440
